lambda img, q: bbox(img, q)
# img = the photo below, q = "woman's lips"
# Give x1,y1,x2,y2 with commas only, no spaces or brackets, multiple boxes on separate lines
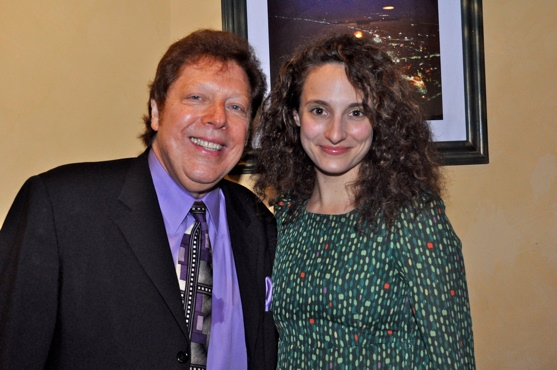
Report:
320,146,349,155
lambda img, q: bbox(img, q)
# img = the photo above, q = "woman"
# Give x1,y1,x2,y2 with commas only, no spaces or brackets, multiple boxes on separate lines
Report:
254,34,475,369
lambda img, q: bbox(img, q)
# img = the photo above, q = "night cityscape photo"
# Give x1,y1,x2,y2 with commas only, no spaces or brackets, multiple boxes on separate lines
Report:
267,0,443,120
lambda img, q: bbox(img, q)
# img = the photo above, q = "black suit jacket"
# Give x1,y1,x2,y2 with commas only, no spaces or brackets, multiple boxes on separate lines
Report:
0,150,277,369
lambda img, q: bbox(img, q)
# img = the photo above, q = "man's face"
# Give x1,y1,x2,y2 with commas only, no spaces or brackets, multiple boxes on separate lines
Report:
151,59,251,197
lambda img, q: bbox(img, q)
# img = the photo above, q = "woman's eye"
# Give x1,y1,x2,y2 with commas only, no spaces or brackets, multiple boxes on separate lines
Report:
350,109,365,117
310,107,325,115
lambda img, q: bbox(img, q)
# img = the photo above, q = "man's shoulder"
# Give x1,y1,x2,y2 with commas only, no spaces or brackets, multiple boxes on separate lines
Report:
220,178,254,197
38,152,147,183
43,155,140,179
220,179,263,207
220,179,273,218
30,153,148,200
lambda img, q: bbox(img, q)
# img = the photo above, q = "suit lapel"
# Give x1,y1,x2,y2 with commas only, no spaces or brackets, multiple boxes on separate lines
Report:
111,152,188,338
221,181,263,356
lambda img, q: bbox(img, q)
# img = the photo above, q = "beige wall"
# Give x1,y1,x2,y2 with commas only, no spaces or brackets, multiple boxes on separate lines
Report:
443,2,557,368
1,1,556,368
0,0,221,220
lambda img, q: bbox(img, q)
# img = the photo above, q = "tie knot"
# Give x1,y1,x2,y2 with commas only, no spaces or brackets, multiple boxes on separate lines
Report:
190,201,207,223
191,201,206,213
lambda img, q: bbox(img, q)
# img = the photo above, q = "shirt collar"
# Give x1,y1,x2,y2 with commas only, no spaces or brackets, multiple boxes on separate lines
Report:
148,149,222,232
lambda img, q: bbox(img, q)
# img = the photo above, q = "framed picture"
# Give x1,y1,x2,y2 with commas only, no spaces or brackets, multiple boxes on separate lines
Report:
223,0,488,172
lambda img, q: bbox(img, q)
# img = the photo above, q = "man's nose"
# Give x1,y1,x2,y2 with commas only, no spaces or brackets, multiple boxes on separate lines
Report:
202,103,226,128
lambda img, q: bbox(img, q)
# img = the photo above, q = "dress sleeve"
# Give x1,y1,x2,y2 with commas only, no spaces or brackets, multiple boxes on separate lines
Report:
393,198,475,368
0,176,59,368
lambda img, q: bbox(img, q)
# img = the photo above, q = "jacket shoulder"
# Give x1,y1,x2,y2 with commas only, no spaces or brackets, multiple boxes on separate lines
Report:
220,179,273,218
40,156,138,184
22,154,149,215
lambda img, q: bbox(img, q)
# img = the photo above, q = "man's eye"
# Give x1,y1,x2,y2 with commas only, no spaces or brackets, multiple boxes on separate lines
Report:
231,104,245,112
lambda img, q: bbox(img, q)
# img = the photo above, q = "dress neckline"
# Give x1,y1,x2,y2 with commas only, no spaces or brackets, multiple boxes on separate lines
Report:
303,204,358,217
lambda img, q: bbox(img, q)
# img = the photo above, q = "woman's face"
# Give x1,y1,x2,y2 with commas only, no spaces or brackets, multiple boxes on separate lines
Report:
294,63,373,180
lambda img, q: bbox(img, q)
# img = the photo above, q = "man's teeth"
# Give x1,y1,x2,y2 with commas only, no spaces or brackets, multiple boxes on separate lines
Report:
191,138,223,151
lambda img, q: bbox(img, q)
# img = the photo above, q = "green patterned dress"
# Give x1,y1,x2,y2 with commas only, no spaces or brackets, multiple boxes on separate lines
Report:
271,197,475,369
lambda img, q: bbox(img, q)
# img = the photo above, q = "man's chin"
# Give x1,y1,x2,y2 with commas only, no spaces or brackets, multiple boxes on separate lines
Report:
180,168,236,194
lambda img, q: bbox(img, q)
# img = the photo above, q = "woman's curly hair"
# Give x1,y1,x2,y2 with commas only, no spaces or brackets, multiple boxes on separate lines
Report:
253,33,443,229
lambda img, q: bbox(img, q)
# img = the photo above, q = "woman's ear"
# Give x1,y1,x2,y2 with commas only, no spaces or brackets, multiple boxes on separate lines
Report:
293,110,301,127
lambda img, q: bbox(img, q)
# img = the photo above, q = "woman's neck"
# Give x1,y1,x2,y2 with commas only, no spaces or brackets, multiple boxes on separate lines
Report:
306,172,356,215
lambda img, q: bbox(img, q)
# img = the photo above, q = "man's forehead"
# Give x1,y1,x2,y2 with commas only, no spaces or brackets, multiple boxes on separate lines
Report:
175,57,251,102
180,56,240,75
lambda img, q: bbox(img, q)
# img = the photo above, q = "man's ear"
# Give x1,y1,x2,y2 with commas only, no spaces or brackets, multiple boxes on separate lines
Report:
150,99,160,131
293,110,301,127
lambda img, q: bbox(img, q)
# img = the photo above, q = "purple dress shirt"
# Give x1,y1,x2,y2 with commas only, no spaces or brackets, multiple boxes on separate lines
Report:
148,150,247,370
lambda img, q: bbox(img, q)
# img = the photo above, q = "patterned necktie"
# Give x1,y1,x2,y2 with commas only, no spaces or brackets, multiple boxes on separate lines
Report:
178,201,212,368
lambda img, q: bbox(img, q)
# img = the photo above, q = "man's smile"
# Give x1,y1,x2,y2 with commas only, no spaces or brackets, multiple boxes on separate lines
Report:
191,137,223,152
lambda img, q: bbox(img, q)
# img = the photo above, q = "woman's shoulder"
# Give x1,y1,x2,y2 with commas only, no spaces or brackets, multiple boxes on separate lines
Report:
405,193,444,213
390,193,448,229
273,197,293,220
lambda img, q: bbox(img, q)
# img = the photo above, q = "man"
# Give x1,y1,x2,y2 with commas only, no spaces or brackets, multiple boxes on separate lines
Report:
0,29,277,369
